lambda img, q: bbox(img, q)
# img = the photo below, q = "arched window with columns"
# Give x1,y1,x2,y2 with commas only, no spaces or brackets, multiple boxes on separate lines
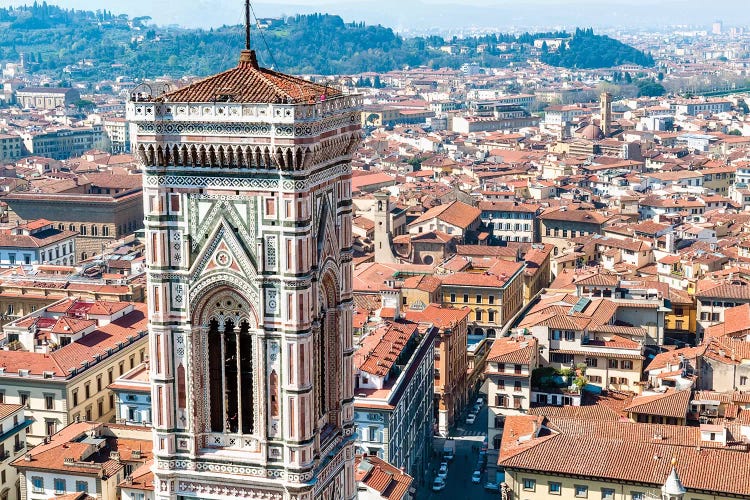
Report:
197,290,257,438
315,270,340,432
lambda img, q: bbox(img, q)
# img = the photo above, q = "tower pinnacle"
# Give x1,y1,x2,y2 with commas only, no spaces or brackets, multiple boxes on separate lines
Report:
661,456,687,499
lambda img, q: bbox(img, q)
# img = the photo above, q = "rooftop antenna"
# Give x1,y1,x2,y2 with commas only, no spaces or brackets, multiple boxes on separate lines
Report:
239,0,258,68
245,0,251,51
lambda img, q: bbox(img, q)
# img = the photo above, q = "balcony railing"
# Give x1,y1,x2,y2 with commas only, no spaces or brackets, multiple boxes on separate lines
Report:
14,442,24,452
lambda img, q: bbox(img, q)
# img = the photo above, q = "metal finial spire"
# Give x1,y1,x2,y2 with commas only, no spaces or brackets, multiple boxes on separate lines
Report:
245,0,251,50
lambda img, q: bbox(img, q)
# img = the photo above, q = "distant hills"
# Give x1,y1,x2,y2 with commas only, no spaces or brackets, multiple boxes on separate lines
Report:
0,4,654,81
541,28,655,69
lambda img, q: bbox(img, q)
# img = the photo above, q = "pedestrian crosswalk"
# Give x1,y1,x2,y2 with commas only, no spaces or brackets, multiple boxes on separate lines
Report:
453,427,486,438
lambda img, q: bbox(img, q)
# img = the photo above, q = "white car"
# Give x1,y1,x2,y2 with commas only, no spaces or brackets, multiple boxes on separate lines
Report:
466,414,476,425
472,471,482,483
476,397,484,406
485,482,500,492
432,477,446,491
438,462,448,479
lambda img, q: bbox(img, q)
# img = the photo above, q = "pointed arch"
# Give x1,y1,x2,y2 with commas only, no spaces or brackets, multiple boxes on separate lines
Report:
255,147,263,168
137,144,147,165
189,145,198,166
243,146,253,167
191,285,260,438
226,145,235,167
207,145,217,167
285,148,294,170
198,145,207,166
163,145,172,165
146,145,156,166
263,147,272,168
235,146,245,168
216,145,225,167
295,148,304,170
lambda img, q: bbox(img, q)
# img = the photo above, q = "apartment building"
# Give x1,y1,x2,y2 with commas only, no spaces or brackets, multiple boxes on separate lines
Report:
353,320,436,480
518,295,645,393
405,304,470,436
485,336,538,450
478,201,540,243
499,415,748,500
0,298,148,445
102,117,130,154
21,126,107,160
695,279,750,336
12,421,151,500
539,206,612,255
354,454,414,500
441,259,525,337
0,270,145,329
109,362,152,426
0,219,77,267
4,187,143,260
0,404,31,500
0,134,23,163
407,200,481,242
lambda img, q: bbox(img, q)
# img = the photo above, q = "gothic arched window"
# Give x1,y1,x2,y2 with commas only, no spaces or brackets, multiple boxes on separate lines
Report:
207,316,254,435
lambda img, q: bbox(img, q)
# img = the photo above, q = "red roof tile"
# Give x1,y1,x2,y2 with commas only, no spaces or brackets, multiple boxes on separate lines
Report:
161,50,341,104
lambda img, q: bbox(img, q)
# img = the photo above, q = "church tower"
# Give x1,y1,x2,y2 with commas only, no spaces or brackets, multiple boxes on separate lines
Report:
127,10,361,498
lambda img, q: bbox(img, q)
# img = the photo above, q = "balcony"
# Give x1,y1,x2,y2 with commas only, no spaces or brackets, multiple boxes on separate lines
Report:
14,441,24,452
0,450,9,462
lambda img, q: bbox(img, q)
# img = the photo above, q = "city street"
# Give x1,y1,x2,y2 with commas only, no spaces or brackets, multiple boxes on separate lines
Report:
417,401,500,499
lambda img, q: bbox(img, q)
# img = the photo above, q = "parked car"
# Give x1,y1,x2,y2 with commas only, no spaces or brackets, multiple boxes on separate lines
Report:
466,413,476,425
432,477,446,491
472,471,482,484
484,482,499,492
438,462,449,479
476,397,484,406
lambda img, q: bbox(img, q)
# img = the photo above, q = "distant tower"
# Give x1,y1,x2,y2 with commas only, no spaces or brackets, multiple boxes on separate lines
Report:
661,457,687,500
127,2,362,498
374,190,397,263
601,92,613,137
712,20,723,35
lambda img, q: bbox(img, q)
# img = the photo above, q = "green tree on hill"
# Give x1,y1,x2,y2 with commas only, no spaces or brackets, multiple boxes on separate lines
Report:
541,28,654,69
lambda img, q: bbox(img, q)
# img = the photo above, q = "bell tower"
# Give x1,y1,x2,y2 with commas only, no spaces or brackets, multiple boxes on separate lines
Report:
127,5,361,498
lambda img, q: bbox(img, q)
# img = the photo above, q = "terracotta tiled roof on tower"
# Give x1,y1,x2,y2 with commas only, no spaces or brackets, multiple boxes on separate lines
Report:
160,49,342,104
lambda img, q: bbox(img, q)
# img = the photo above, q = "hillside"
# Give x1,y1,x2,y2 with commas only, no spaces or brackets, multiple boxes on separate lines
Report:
541,28,654,69
0,4,653,80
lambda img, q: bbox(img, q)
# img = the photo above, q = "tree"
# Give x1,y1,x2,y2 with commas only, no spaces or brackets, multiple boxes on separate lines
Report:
73,98,94,110
657,71,664,81
624,72,632,84
728,129,743,136
637,80,666,97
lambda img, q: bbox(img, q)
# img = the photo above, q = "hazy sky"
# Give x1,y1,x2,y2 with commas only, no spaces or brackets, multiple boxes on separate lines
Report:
3,0,746,31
